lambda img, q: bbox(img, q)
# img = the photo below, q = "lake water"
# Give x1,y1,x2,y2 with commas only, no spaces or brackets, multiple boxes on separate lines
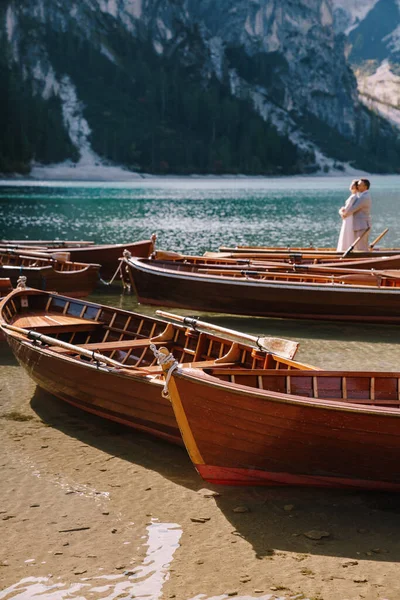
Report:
1,175,400,371
1,175,399,252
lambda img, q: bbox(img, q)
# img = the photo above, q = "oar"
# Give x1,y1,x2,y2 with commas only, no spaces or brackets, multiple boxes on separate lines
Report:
155,310,299,359
0,248,72,262
369,228,389,250
342,227,371,258
0,323,148,372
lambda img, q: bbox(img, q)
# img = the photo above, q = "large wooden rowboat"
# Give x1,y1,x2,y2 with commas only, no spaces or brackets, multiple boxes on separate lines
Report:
0,289,315,445
0,237,156,279
0,278,12,297
0,252,100,297
123,255,400,323
157,349,400,490
0,279,12,341
217,230,395,258
0,239,95,248
205,252,400,271
161,249,400,272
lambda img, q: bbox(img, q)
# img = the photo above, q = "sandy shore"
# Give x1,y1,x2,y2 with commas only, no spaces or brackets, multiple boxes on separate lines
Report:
1,341,400,600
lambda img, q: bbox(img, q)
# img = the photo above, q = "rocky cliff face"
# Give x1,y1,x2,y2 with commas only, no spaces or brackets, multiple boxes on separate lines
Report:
2,0,400,175
332,0,400,129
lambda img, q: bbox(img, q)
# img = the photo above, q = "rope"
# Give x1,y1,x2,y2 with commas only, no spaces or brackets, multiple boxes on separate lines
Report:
99,261,122,286
150,343,179,398
99,249,133,286
17,275,27,289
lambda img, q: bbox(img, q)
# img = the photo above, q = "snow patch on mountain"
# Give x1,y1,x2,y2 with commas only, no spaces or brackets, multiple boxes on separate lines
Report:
5,4,16,42
386,24,400,53
357,61,400,128
123,0,142,20
332,0,379,33
32,62,59,99
58,75,99,166
98,0,118,18
209,37,224,81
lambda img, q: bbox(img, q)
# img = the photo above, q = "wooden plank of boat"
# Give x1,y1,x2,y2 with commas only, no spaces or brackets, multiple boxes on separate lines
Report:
217,230,391,256
0,288,313,445
43,236,157,279
156,348,400,490
0,238,156,279
0,251,100,297
123,255,400,323
0,240,95,248
0,278,12,297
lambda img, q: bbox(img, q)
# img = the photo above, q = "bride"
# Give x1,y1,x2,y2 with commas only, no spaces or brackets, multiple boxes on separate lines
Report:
337,180,358,251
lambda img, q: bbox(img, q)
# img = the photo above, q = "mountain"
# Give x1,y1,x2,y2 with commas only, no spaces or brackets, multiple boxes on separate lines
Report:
332,0,400,130
2,0,400,176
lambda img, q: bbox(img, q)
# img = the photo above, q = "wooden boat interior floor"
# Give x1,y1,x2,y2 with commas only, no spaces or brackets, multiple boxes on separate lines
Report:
204,367,400,408
143,258,400,288
2,292,310,374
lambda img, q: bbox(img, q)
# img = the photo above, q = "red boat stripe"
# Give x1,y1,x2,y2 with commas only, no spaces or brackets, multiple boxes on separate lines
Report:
196,464,400,491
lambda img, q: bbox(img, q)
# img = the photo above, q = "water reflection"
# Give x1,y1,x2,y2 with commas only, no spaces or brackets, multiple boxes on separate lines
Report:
0,520,182,600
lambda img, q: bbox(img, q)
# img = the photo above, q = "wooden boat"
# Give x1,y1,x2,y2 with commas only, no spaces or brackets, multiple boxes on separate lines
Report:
217,230,395,258
164,249,400,271
0,278,12,297
0,289,316,445
0,278,12,341
0,252,100,297
122,254,400,323
157,348,400,490
0,237,156,279
0,240,94,248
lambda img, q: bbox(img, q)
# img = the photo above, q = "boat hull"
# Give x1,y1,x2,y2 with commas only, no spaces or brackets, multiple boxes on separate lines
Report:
125,258,400,323
53,239,154,279
9,336,182,444
0,265,100,297
171,370,400,490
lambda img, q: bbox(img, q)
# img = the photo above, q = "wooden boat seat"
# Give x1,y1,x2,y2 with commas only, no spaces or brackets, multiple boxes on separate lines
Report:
52,338,170,354
145,360,239,374
336,273,382,286
12,311,103,334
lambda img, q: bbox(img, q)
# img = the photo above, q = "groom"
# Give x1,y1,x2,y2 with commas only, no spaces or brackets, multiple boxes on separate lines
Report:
339,179,372,250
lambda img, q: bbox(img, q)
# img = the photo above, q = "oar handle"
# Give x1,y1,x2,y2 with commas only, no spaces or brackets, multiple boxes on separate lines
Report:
342,227,371,258
0,323,147,372
370,228,389,249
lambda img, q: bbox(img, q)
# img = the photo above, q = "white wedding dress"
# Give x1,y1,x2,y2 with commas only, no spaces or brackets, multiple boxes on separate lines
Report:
336,194,357,252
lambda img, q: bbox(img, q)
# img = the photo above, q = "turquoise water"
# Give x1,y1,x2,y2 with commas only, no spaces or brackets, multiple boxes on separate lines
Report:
0,176,399,252
1,175,400,370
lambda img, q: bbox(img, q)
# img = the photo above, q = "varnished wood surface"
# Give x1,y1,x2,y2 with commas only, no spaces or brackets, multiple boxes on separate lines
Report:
0,289,310,444
44,239,154,278
124,257,400,322
0,253,100,296
171,367,400,489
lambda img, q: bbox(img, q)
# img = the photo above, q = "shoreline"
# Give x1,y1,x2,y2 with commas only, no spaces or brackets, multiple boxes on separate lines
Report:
0,160,373,184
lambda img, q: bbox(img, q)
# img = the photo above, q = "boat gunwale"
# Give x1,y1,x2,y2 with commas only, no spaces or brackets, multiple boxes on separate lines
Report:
173,366,400,418
126,257,400,294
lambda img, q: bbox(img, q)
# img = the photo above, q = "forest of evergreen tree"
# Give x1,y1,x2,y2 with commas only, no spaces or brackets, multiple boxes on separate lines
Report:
2,14,400,175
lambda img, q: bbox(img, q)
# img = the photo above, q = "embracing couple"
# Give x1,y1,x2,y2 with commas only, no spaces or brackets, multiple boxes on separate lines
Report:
337,179,372,252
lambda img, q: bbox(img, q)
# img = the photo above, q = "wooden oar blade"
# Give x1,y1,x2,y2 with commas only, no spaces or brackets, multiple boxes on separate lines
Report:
155,310,299,359
257,336,298,359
